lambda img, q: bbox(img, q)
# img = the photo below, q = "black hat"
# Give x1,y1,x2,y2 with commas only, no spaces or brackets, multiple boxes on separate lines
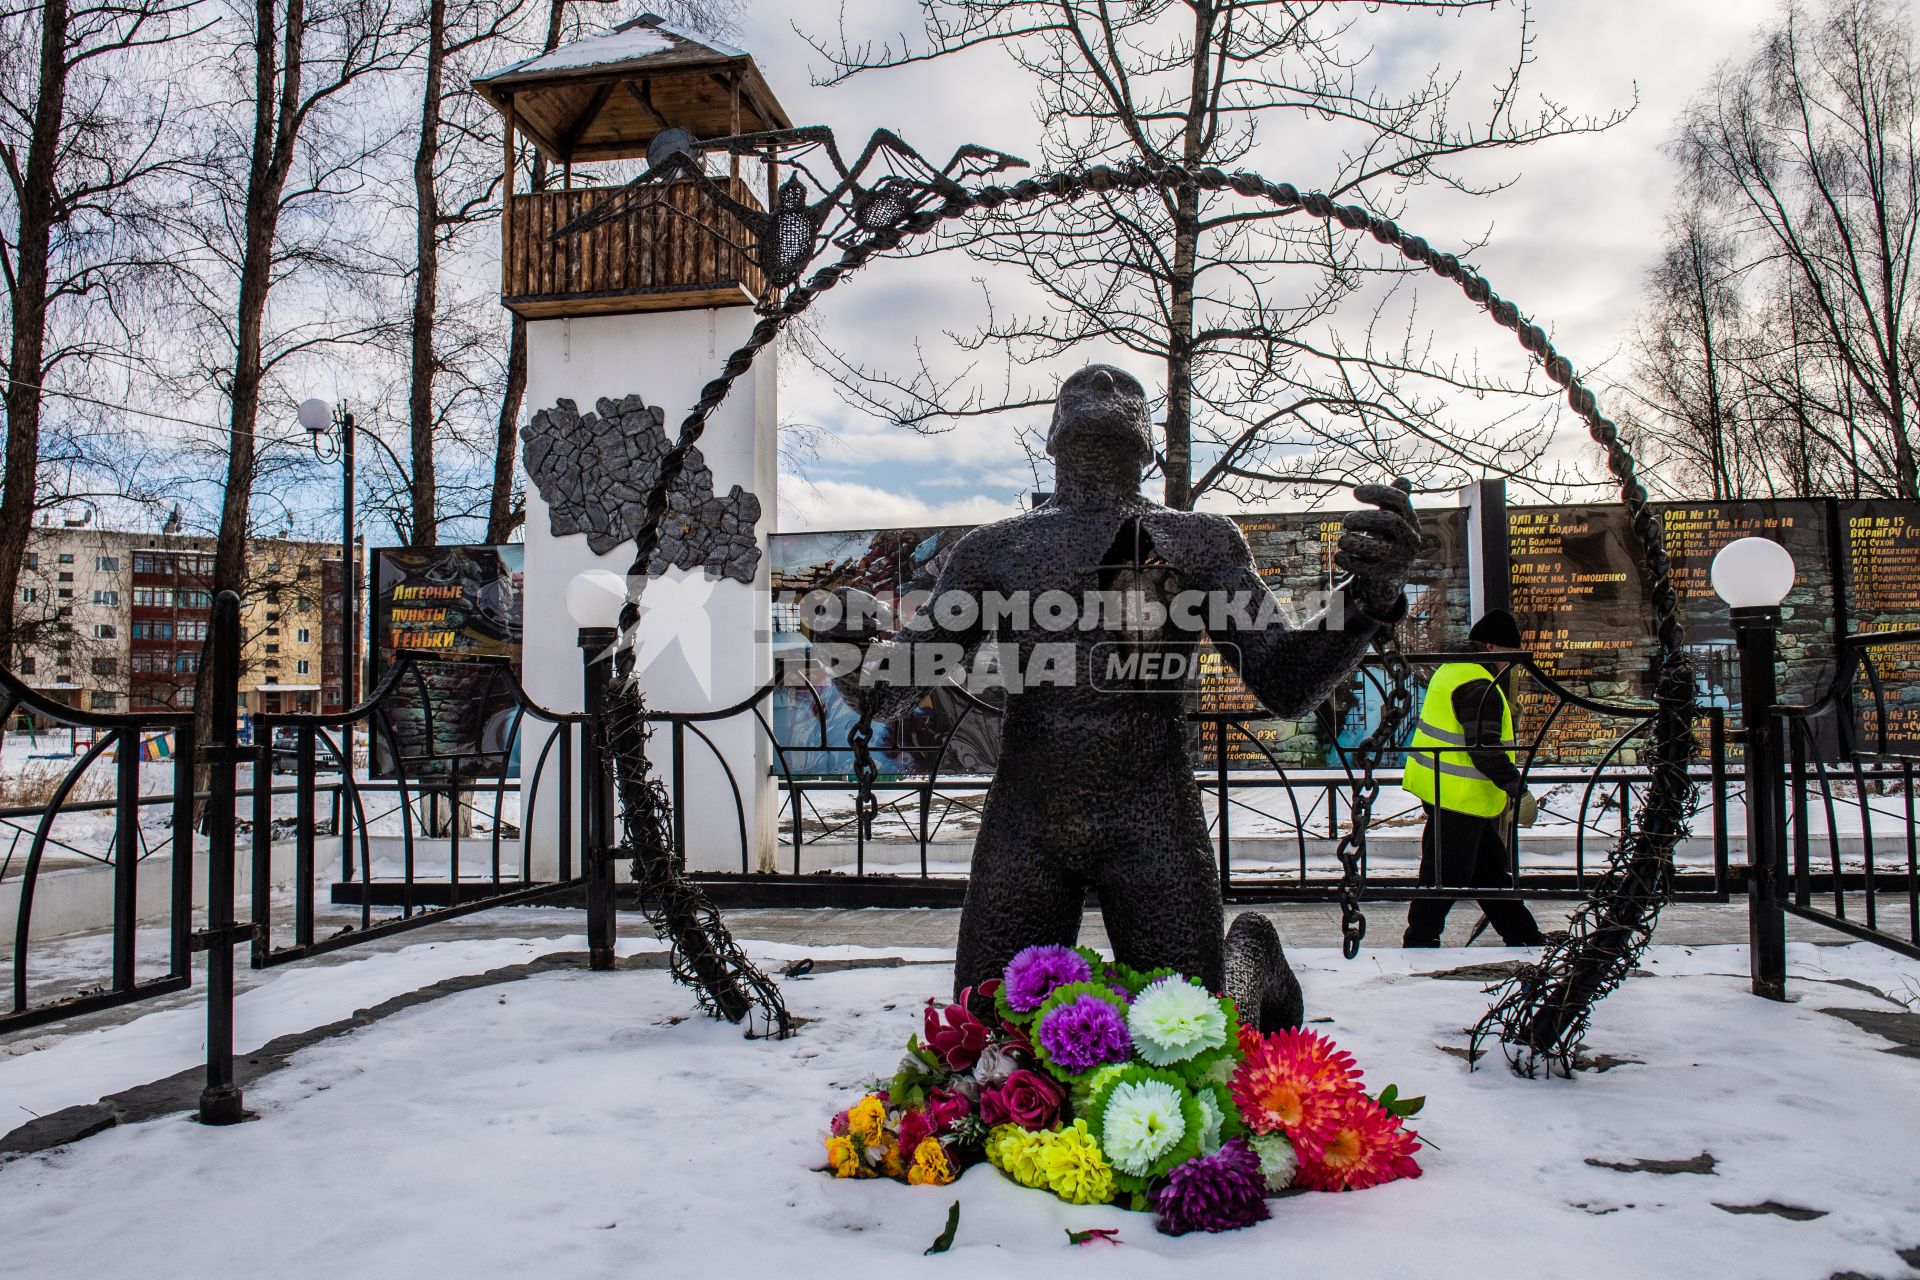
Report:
1468,609,1522,649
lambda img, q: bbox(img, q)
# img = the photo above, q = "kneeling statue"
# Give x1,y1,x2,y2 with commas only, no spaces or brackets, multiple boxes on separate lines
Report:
811,365,1419,1030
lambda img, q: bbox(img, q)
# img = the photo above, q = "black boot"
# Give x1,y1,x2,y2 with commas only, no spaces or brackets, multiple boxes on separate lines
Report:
1223,911,1304,1033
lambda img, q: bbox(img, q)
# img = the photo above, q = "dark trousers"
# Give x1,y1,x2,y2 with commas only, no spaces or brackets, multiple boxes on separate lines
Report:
1403,804,1544,947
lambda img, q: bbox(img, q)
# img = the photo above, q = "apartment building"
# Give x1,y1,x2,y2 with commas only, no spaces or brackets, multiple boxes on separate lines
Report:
12,523,361,717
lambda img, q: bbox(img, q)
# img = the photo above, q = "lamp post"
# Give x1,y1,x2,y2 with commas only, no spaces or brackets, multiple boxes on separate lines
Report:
1711,536,1797,1001
568,569,628,971
297,398,357,712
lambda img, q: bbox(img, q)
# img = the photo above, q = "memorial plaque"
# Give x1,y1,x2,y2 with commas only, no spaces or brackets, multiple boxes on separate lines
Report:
368,545,526,778
1840,500,1920,753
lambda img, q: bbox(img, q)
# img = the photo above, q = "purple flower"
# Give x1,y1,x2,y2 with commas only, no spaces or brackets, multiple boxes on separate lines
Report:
1036,993,1132,1074
1004,945,1092,1013
1152,1139,1273,1236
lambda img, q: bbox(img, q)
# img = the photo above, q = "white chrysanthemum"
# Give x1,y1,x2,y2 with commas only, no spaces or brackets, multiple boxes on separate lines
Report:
1127,978,1229,1067
1249,1132,1298,1192
1099,1077,1188,1176
1193,1087,1225,1154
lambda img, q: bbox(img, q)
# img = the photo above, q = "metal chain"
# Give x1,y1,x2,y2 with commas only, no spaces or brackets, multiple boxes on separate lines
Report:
848,712,880,840
581,150,1693,1067
1331,620,1419,958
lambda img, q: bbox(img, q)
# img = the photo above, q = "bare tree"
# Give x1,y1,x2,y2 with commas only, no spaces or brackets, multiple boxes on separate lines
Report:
175,0,413,741
0,0,198,656
1677,0,1920,499
802,1,1628,510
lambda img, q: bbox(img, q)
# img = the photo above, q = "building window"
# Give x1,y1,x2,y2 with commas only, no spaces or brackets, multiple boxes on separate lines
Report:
297,628,310,643
176,652,199,674
19,656,34,675
236,692,247,710
266,627,279,637
94,555,119,572
179,688,195,707
57,572,73,583
93,623,115,639
92,589,118,606
295,693,314,712
19,587,36,603
56,588,72,599
177,619,205,641
265,643,280,654
56,553,73,564
263,676,278,685
132,587,175,607
266,590,280,605
267,562,280,574
90,691,118,710
22,552,36,569
296,659,310,675
131,620,174,640
133,552,165,574
92,656,117,676
179,589,211,609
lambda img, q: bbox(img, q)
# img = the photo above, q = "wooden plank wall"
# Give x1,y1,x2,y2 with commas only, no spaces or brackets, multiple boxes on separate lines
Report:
504,177,766,303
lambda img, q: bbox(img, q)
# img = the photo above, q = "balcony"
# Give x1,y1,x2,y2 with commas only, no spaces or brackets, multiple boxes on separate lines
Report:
501,178,766,319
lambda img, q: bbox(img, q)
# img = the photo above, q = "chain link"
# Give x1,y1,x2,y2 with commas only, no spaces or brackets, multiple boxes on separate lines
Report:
848,713,880,841
1330,624,1418,959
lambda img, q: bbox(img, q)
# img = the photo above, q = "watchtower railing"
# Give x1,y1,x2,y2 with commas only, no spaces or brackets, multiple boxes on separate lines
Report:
502,177,766,317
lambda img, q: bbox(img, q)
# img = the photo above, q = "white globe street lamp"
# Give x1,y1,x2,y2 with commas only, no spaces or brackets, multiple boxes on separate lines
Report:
566,570,630,631
1710,536,1796,609
1710,533,1793,1002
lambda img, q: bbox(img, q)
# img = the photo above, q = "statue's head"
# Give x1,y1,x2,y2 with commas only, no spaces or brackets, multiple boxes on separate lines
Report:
1046,365,1153,478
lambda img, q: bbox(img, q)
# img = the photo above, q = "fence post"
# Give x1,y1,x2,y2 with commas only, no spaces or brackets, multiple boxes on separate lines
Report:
197,590,250,1123
578,626,618,971
1733,605,1788,1001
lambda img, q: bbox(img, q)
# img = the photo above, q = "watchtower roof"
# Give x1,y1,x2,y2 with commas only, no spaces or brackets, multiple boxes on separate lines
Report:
473,13,790,164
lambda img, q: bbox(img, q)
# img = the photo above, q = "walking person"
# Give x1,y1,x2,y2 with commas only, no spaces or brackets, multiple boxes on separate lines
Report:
1401,608,1546,948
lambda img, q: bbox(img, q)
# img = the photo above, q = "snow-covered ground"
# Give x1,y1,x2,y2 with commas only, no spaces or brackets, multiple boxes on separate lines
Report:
2,934,1917,1279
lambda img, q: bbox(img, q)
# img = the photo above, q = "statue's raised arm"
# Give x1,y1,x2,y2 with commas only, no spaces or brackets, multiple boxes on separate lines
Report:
1140,481,1422,720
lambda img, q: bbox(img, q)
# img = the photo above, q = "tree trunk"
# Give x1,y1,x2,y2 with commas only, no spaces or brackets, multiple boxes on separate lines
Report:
1163,187,1197,512
406,0,446,548
195,0,304,770
0,0,69,655
484,0,567,542
486,312,527,542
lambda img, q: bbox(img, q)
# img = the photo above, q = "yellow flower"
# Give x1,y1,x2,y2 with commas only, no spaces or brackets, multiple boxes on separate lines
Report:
845,1095,889,1148
825,1134,866,1179
879,1136,904,1179
906,1137,957,1187
986,1124,1048,1188
1033,1120,1117,1205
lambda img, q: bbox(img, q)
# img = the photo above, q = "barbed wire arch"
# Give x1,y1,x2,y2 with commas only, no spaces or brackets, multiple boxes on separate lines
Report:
592,149,1697,1074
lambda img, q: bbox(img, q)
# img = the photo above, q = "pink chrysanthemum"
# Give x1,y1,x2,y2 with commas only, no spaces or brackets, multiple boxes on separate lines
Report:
1228,1028,1362,1160
1292,1093,1423,1192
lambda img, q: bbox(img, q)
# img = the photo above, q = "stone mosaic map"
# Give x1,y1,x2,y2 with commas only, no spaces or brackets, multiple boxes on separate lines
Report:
523,393,762,582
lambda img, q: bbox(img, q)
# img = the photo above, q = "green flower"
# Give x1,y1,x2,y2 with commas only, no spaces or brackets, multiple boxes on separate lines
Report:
1248,1132,1299,1192
1127,975,1232,1069
1085,1064,1205,1191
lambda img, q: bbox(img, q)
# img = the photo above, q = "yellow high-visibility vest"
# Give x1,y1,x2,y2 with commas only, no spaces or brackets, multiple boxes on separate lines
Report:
1403,661,1515,817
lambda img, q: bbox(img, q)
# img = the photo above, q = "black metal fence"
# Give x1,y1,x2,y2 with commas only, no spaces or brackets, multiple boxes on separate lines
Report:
9,601,1920,1121
1769,628,1920,961
1,591,612,1125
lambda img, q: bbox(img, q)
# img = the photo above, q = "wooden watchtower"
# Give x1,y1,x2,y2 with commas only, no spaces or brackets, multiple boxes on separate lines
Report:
474,13,790,317
473,14,789,876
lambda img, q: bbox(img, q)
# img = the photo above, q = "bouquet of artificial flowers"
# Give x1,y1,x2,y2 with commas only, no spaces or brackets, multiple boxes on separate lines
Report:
824,944,1423,1235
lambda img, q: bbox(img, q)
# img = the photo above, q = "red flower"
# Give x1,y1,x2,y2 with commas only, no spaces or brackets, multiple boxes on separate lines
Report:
896,1108,934,1159
979,1068,1066,1130
924,998,990,1071
925,1088,972,1134
1292,1093,1423,1191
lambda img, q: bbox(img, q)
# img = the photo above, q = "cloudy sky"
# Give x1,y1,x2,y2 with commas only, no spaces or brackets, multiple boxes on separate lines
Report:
705,1,1823,532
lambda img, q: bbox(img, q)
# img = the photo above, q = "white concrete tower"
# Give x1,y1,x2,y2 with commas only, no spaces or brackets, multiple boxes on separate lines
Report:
474,15,791,875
